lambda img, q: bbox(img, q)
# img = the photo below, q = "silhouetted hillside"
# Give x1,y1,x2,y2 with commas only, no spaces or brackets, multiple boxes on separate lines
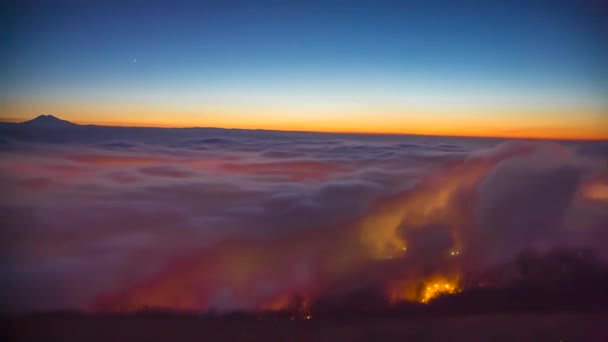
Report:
21,115,77,128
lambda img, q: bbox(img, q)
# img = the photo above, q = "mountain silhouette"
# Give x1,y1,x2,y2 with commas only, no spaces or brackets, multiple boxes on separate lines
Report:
21,115,77,128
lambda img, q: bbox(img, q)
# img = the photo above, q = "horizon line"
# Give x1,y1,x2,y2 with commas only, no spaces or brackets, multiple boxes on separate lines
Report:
2,115,607,142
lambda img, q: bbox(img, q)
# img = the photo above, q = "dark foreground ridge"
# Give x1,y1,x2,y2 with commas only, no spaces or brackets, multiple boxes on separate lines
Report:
2,313,607,341
3,249,608,341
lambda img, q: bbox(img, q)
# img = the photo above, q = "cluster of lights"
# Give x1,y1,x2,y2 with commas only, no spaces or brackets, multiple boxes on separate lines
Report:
449,250,460,256
421,282,459,303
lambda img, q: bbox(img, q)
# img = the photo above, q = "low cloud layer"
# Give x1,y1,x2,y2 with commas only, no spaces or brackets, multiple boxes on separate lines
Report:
1,126,607,312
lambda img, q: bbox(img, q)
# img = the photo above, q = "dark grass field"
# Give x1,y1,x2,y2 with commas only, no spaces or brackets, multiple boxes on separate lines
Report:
2,313,608,341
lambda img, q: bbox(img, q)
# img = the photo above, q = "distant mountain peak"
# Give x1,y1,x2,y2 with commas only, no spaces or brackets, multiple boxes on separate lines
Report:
22,115,76,127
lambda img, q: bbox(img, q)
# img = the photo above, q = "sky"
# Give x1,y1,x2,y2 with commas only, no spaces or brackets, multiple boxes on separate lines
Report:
1,0,607,139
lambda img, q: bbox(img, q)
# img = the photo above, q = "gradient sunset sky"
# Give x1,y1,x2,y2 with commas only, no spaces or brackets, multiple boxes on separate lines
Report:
1,0,607,139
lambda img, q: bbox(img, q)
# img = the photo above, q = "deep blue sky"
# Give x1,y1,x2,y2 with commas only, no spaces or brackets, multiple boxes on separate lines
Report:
1,0,607,137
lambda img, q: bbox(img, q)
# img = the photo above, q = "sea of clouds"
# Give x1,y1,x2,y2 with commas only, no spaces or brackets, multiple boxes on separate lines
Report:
1,125,607,312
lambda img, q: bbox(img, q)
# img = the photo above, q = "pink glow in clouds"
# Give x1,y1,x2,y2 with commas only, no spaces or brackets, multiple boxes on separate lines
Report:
1,133,607,312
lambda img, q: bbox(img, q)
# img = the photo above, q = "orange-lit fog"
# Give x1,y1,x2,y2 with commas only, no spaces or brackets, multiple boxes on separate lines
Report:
3,129,607,314
92,143,542,311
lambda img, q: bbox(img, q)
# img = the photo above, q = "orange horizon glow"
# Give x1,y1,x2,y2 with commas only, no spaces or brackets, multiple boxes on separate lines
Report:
1,107,607,141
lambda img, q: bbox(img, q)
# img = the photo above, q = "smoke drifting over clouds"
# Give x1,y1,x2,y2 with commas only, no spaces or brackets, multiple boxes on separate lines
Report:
1,119,607,312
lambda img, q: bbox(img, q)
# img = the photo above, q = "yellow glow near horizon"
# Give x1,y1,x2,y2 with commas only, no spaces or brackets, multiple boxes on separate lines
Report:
1,100,607,140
